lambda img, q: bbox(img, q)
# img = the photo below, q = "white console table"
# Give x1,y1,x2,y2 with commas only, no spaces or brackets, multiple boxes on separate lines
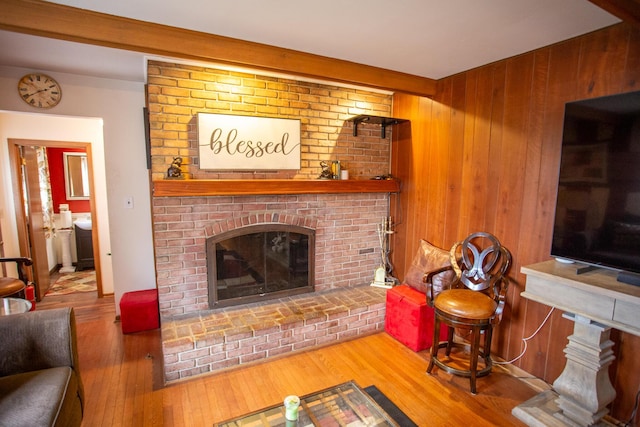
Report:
512,260,640,427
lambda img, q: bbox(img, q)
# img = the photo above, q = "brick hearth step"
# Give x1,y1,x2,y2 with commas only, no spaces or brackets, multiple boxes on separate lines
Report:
161,285,386,383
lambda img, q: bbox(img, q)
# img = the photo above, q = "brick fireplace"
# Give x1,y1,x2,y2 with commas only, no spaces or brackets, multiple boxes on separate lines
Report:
147,60,399,382
154,192,390,317
154,192,392,381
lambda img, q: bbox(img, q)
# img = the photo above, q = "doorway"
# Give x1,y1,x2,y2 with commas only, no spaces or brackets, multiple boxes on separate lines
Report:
8,139,103,301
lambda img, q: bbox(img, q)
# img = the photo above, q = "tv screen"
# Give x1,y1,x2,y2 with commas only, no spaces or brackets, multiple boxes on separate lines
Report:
551,90,640,282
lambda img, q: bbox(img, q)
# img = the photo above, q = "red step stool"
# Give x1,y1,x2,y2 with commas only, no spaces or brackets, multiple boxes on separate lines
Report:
119,289,159,334
385,284,447,351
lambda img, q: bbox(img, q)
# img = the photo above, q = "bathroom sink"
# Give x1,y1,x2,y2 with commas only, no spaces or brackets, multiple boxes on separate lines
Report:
74,219,92,230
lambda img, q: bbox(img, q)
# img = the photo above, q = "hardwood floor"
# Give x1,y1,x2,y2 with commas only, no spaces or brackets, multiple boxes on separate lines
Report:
37,292,540,426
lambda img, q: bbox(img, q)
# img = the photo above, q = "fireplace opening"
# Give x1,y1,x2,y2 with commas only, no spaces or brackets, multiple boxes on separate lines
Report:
206,224,315,308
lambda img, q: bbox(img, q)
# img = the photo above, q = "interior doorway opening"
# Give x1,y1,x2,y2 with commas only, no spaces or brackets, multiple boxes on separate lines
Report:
8,139,102,301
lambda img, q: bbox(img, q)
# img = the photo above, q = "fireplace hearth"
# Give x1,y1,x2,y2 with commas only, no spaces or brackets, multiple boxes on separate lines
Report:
207,224,314,308
154,193,392,382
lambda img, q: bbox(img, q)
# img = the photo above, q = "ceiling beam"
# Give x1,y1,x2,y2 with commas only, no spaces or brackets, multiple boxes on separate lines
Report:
0,0,436,97
588,0,640,29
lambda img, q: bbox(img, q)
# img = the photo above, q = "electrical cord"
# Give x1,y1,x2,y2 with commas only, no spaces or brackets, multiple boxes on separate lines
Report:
623,387,640,427
494,306,555,365
490,306,639,426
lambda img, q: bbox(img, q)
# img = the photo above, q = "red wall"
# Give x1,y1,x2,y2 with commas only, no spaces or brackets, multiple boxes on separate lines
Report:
47,147,90,214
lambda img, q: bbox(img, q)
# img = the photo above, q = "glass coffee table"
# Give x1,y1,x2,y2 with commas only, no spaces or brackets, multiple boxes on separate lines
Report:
0,298,32,316
216,381,400,427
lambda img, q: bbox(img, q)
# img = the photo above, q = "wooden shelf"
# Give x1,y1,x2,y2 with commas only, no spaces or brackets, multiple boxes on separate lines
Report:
152,179,400,197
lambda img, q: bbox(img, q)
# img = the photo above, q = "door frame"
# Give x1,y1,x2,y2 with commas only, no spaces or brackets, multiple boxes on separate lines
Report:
8,138,103,298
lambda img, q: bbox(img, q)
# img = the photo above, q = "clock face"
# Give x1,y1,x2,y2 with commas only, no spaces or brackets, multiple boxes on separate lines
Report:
18,73,62,108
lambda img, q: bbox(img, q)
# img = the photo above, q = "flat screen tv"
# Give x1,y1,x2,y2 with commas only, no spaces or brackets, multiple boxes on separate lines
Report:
551,90,640,285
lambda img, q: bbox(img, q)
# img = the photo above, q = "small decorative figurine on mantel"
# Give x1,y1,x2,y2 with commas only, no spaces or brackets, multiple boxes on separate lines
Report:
166,156,184,179
318,161,333,179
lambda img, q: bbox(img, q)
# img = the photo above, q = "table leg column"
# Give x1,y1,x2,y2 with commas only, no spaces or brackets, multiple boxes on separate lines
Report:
552,313,616,426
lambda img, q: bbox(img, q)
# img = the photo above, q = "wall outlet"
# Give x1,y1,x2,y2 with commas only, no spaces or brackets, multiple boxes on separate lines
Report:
125,196,134,209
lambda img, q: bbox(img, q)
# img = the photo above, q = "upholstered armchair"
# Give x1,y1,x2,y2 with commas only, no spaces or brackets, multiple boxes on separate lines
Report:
0,307,84,426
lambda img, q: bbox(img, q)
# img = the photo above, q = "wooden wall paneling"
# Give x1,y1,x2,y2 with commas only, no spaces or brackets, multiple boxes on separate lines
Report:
517,36,583,380
425,94,451,243
577,24,640,422
615,27,640,421
462,66,495,236
392,92,413,264
490,57,528,253
521,27,612,382
481,62,510,355
544,28,634,383
391,93,421,280
456,70,479,237
624,27,640,90
587,0,640,29
402,95,428,275
577,24,631,98
483,63,507,236
425,78,455,247
511,48,552,373
389,123,408,280
611,333,640,421
413,98,434,245
443,74,468,246
413,98,432,244
390,24,640,422
491,54,534,360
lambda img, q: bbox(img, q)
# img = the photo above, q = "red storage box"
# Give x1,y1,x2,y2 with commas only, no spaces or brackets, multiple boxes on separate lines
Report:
119,289,159,334
385,284,447,351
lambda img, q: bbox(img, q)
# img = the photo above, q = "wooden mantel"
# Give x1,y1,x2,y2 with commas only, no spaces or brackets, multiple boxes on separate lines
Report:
152,179,400,197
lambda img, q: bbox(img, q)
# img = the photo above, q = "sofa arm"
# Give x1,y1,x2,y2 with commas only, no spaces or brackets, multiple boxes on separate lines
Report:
0,307,81,377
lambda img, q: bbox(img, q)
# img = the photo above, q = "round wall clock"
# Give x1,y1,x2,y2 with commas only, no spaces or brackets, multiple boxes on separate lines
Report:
17,73,62,108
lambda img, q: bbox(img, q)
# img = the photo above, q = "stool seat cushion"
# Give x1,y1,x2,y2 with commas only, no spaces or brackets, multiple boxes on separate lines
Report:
0,278,26,297
434,289,497,320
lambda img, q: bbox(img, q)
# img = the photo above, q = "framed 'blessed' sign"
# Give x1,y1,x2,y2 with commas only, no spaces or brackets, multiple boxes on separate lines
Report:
197,113,301,170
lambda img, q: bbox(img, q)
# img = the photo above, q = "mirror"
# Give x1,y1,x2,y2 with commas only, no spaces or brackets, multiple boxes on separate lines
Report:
63,152,90,200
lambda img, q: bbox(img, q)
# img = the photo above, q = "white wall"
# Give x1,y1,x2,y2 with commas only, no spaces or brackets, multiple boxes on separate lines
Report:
0,66,156,314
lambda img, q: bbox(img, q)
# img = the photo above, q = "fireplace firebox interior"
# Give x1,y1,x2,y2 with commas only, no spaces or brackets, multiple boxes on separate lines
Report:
206,224,314,308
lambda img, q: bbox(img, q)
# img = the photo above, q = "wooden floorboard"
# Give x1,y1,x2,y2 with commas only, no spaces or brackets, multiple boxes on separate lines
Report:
36,292,539,426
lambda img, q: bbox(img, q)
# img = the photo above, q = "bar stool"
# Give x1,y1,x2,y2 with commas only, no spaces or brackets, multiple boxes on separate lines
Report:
0,257,33,299
425,232,511,394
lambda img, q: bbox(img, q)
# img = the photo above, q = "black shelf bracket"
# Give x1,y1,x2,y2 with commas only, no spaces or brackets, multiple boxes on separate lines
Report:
347,115,409,138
